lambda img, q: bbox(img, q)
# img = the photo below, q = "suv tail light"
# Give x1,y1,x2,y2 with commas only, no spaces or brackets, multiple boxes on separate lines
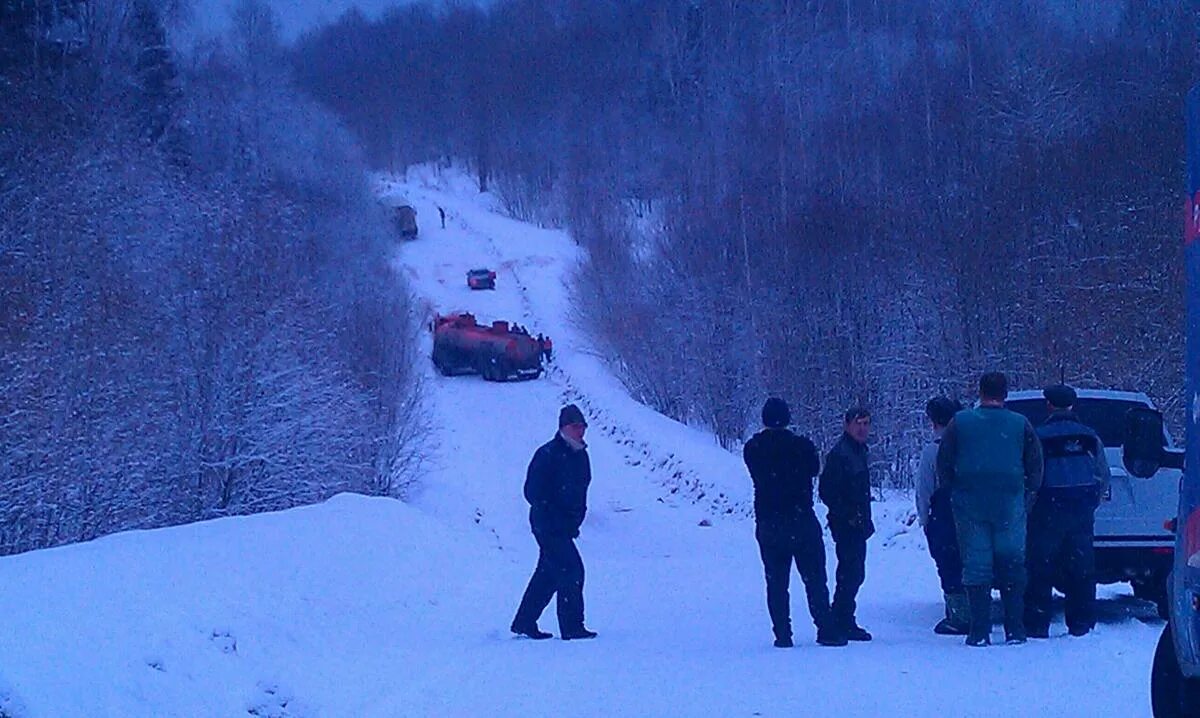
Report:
1187,508,1200,568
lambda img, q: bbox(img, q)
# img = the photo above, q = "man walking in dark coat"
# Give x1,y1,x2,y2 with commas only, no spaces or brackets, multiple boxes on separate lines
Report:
1024,385,1111,638
744,398,847,648
916,397,969,635
937,372,1043,646
511,404,597,640
819,406,875,642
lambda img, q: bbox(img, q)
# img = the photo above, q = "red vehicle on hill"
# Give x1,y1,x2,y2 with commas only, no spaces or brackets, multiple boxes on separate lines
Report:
432,312,543,381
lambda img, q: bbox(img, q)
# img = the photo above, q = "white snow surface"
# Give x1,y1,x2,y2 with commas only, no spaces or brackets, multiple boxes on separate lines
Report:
0,166,1162,716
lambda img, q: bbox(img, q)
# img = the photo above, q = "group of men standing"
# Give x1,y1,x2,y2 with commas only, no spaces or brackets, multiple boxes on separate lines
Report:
743,371,1110,648
924,373,1110,645
507,370,1110,649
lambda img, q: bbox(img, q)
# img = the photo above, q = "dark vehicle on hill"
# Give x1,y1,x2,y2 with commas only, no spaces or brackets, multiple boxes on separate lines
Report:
1149,83,1200,718
467,268,497,290
394,205,418,239
431,312,543,381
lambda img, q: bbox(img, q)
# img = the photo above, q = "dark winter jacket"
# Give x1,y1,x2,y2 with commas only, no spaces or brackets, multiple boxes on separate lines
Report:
937,406,1043,522
819,433,874,538
743,427,821,535
524,433,592,538
1036,410,1111,511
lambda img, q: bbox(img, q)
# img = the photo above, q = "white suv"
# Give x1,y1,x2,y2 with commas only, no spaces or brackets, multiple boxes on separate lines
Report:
1006,389,1180,617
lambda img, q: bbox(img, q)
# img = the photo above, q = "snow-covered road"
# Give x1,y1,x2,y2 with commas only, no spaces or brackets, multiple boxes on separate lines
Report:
0,168,1164,717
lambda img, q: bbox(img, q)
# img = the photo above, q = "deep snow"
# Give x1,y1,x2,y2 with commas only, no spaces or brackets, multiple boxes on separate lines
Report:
0,166,1164,717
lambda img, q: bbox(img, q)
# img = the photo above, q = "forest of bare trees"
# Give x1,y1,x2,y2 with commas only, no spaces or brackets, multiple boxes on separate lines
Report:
295,0,1195,487
2,0,1192,552
0,0,424,554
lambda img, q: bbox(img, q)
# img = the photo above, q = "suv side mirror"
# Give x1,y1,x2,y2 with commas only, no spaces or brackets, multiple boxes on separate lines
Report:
1123,407,1166,478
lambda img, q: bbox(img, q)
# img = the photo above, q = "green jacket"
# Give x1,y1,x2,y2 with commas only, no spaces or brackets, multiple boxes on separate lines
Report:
936,405,1043,521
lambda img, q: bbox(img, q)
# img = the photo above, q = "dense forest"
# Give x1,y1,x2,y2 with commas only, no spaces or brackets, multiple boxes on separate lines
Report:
0,0,423,554
3,0,1195,554
294,0,1196,485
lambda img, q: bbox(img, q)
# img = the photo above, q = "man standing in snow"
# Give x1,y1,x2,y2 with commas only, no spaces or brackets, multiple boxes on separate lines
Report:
744,398,847,648
937,372,1043,646
916,397,969,636
438,205,446,229
819,406,875,642
1024,385,1110,638
511,404,597,641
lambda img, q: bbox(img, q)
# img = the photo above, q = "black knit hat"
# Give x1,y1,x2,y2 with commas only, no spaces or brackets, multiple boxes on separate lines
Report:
559,403,587,427
762,397,791,428
1044,384,1077,409
925,397,962,427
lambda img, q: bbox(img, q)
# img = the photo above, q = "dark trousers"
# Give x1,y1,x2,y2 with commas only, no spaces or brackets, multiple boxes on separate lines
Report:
757,511,831,640
925,490,963,594
513,533,585,632
1024,503,1096,634
830,526,868,627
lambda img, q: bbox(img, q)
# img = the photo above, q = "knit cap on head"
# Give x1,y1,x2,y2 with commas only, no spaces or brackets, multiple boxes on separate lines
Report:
762,397,791,428
1044,384,1077,409
559,403,587,427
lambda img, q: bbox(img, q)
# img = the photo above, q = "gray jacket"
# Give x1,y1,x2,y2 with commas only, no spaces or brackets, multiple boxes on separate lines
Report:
914,432,943,528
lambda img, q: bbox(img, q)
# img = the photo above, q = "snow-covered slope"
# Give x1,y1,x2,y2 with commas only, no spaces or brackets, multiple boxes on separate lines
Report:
0,167,1163,717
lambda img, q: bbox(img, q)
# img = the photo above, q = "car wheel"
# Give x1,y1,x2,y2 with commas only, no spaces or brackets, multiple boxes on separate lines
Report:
1135,578,1171,620
482,356,504,382
1152,623,1200,717
492,358,509,382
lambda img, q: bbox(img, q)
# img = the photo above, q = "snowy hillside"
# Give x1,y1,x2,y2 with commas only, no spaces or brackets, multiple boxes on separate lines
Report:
0,168,1165,717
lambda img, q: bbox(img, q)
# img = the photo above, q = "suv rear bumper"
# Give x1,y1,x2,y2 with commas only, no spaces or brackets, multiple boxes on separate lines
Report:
1094,542,1173,584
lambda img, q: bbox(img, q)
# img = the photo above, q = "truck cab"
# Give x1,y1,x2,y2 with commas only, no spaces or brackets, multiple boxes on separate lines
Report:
1006,389,1178,616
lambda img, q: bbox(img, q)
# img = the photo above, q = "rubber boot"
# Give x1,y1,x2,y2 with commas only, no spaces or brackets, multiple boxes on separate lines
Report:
1001,586,1026,645
935,591,970,636
965,586,992,647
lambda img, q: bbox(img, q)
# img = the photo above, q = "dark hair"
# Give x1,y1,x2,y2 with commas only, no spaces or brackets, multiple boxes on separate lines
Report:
979,372,1009,401
925,397,962,427
844,406,871,424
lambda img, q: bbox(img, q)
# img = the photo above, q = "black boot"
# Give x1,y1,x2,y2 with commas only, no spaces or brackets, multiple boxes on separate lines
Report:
510,622,552,640
965,586,992,647
934,591,970,636
1001,586,1027,645
816,624,848,647
561,627,598,641
844,623,873,642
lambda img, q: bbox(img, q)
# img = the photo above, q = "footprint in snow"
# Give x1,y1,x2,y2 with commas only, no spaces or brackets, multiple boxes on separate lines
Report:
210,629,237,655
247,681,316,718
